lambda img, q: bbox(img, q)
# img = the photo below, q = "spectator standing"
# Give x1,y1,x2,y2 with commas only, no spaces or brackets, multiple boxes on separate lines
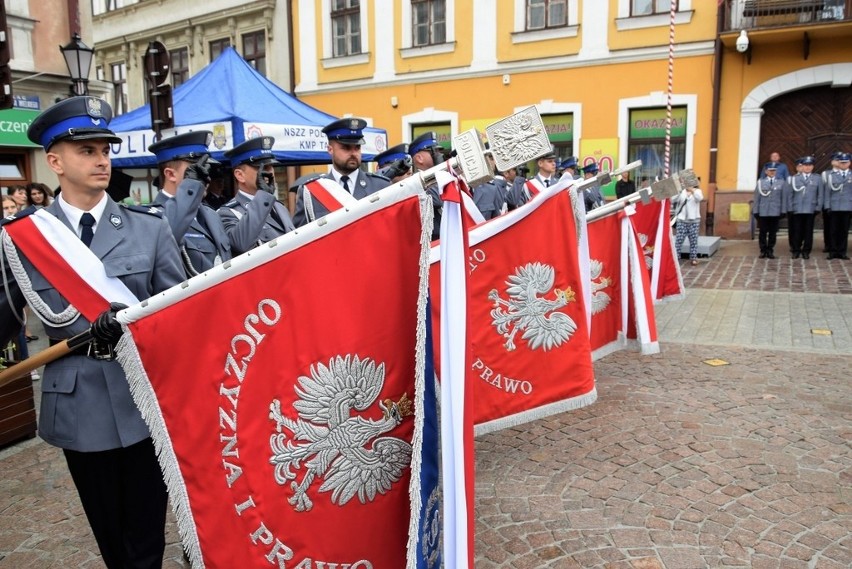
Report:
760,151,790,181
615,171,636,199
672,182,703,265
7,185,27,209
26,182,54,207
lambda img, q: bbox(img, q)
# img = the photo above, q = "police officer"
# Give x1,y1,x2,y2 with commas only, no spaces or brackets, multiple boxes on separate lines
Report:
560,156,579,182
823,151,852,260
785,155,823,259
218,136,295,254
0,96,185,568
409,131,445,240
471,153,508,221
375,143,412,183
148,131,232,275
581,162,605,211
292,118,390,227
753,161,788,259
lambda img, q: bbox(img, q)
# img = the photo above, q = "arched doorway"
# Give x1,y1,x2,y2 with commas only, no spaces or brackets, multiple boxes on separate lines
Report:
760,85,852,173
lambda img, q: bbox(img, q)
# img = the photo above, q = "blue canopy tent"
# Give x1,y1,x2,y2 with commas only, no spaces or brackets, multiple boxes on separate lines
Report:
109,47,387,167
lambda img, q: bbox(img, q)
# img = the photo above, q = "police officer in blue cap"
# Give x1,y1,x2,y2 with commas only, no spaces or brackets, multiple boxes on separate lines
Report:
822,151,851,260
581,162,605,211
218,136,295,254
785,155,823,259
292,118,390,227
148,131,231,274
375,142,412,183
409,131,445,239
560,156,579,182
1,96,184,568
754,161,788,259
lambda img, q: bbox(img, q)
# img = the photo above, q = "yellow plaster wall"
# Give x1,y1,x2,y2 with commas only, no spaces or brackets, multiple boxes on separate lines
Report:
607,0,718,51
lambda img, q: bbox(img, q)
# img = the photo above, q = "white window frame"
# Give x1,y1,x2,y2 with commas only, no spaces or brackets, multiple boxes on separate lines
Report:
617,92,698,174
402,107,459,146
401,0,455,57
615,0,693,31
322,0,370,67
512,0,579,43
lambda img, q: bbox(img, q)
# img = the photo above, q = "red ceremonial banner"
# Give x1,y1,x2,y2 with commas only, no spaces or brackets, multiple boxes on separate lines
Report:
430,187,596,434
118,194,430,568
629,200,684,302
587,213,626,359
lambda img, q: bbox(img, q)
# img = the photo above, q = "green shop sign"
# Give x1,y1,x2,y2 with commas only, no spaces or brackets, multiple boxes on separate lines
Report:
0,108,40,147
542,114,573,142
630,107,687,139
412,124,453,150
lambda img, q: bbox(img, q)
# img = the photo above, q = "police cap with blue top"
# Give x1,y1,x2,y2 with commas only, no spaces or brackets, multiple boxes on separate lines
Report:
561,156,578,170
375,143,409,167
796,156,815,165
148,131,214,164
409,131,440,156
224,136,277,167
837,152,851,162
764,161,780,170
27,96,122,151
323,117,367,145
582,162,599,175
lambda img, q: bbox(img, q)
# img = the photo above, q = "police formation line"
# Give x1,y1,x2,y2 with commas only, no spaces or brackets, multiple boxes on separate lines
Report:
1,96,849,569
753,154,852,260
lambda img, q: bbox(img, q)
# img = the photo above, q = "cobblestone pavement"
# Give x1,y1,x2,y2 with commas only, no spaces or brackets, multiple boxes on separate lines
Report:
1,239,850,568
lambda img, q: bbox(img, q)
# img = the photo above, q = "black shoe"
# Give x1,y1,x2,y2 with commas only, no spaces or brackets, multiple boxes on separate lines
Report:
792,253,800,259
802,254,810,259
759,251,767,259
841,255,851,260
25,334,38,342
767,252,775,259
828,254,836,260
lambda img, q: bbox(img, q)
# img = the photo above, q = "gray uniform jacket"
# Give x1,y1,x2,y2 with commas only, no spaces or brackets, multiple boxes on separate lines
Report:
822,170,852,212
785,173,823,215
0,199,184,452
582,184,605,211
505,177,527,210
753,177,787,217
292,170,389,227
218,190,295,255
471,180,507,220
153,181,232,274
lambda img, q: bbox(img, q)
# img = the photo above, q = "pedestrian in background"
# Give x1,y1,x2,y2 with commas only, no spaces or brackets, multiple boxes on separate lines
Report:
759,151,790,181
26,182,54,207
615,171,636,199
672,181,703,266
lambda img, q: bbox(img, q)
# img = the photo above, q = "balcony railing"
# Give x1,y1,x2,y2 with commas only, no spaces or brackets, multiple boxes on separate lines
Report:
723,0,851,31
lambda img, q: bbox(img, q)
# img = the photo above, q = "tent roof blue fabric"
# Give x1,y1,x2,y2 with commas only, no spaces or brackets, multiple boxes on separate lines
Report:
109,48,386,167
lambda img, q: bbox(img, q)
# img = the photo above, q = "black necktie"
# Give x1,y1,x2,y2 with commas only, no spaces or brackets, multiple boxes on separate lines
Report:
341,176,351,193
544,179,550,187
80,213,95,248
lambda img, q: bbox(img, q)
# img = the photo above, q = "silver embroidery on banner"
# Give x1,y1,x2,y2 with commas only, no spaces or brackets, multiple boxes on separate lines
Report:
589,259,612,315
488,262,577,352
268,354,413,512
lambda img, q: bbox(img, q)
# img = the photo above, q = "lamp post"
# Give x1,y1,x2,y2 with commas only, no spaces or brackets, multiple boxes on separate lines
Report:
60,33,94,96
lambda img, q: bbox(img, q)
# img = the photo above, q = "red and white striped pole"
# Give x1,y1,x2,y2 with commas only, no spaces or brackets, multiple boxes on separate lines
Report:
664,0,678,178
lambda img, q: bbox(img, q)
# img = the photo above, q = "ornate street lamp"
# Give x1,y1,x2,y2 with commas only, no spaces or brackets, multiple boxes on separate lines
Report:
60,33,94,96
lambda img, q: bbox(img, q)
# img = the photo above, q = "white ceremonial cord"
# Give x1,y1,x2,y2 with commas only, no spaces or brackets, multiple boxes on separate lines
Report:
1,229,81,326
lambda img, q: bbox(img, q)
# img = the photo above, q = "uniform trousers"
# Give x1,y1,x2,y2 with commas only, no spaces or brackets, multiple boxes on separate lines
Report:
757,216,780,254
675,220,700,260
788,213,815,256
827,211,851,258
64,438,167,569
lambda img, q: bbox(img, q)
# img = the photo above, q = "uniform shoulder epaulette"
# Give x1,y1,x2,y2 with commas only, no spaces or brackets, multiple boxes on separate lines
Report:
0,205,40,227
368,172,391,182
223,199,239,208
120,204,164,218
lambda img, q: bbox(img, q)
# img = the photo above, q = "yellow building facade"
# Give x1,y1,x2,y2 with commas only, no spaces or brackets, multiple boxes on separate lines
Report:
291,0,851,237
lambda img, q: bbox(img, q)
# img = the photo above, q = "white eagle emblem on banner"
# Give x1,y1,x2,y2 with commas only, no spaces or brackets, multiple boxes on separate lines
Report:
589,259,612,315
268,355,413,512
638,233,654,269
488,262,577,352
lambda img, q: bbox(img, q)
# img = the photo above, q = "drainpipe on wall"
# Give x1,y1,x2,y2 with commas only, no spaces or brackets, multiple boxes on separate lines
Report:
707,2,726,236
